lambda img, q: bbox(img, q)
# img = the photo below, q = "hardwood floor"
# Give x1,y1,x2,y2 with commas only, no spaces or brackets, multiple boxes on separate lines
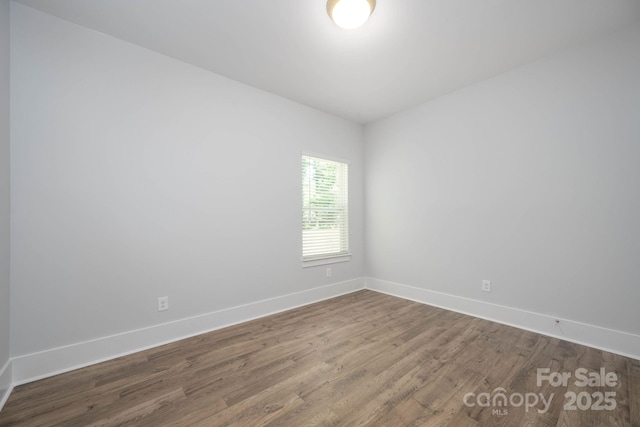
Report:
1,290,638,426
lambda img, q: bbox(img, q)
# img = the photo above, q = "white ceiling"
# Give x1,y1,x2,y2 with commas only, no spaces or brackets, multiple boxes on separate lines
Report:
14,0,640,123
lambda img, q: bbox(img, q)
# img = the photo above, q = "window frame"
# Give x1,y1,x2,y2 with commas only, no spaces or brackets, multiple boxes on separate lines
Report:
301,152,351,268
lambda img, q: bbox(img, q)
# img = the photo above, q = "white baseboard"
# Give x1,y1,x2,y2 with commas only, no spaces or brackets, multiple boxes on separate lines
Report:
0,359,12,411
7,275,637,407
11,278,364,386
365,277,640,361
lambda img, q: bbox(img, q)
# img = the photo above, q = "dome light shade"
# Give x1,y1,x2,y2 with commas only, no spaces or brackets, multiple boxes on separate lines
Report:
327,0,376,30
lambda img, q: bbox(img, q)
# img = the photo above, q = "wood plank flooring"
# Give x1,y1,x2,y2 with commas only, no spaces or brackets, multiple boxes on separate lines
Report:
0,290,638,426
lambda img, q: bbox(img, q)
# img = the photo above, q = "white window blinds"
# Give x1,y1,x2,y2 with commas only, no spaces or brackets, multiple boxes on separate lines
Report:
302,155,349,263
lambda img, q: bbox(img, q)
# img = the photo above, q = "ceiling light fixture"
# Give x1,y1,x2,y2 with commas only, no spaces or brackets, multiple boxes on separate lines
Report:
327,0,376,30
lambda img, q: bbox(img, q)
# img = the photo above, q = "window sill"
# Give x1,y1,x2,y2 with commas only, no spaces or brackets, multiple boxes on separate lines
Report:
302,254,351,268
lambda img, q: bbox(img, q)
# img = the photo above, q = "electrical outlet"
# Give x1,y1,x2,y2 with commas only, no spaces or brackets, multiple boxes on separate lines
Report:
482,280,491,293
158,296,169,311
326,267,332,278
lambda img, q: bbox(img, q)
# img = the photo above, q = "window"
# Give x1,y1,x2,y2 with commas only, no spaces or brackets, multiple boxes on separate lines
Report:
302,154,350,266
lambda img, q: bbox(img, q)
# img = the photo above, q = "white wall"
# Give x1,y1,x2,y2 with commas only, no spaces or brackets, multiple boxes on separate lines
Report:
0,0,11,398
10,3,364,359
7,1,639,387
365,24,640,338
